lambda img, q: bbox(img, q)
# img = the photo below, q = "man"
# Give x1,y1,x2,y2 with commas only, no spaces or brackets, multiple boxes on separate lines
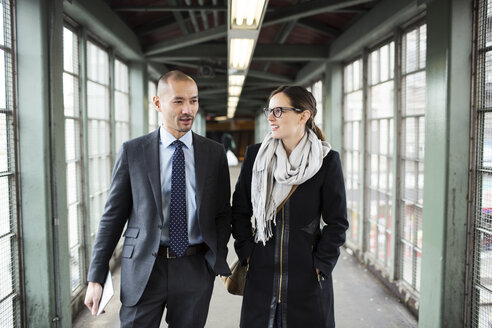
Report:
84,70,232,327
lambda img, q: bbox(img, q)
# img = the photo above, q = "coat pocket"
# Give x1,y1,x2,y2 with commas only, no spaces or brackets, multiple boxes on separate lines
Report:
123,227,139,238
122,245,135,258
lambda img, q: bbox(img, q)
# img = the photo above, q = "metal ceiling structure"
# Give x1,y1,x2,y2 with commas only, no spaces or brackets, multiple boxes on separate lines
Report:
105,0,377,118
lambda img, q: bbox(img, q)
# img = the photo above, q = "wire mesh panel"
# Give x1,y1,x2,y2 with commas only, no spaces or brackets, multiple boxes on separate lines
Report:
148,80,158,132
472,0,492,326
399,23,426,293
0,0,20,326
343,58,363,246
366,42,395,269
63,26,86,295
114,59,130,151
87,41,111,238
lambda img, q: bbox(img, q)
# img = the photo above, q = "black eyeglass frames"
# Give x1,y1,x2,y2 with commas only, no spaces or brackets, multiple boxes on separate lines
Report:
263,106,304,118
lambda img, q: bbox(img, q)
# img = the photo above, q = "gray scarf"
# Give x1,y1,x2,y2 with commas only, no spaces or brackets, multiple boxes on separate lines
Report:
251,129,331,244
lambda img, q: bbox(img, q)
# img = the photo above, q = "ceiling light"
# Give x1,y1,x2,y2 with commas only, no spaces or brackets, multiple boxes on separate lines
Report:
229,86,242,97
215,116,228,121
229,38,254,70
227,106,236,119
229,74,245,87
230,0,267,29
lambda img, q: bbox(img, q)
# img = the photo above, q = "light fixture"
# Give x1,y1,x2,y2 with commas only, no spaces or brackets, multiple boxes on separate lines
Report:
229,86,242,97
229,74,245,87
230,0,267,29
215,116,228,121
227,106,236,119
229,38,254,70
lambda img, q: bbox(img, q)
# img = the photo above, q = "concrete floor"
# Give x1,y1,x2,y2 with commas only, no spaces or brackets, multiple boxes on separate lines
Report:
74,165,417,328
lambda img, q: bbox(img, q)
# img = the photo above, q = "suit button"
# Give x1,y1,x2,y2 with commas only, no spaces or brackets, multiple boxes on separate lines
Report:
157,224,162,229
152,252,157,257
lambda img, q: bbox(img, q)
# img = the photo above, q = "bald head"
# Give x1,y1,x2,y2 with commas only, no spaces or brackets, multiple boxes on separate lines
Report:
157,70,196,97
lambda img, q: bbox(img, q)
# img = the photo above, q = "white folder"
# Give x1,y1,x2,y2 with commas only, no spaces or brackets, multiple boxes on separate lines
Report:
97,270,114,316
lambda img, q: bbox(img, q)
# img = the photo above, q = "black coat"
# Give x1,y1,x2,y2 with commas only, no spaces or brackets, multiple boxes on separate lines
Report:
232,143,348,328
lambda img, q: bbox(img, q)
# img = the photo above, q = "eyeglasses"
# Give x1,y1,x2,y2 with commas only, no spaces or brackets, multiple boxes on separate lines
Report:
263,106,304,118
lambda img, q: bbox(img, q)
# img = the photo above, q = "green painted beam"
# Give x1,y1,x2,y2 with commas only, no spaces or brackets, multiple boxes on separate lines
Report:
63,0,144,61
17,0,72,326
418,0,472,327
329,0,424,61
145,25,227,56
262,0,375,27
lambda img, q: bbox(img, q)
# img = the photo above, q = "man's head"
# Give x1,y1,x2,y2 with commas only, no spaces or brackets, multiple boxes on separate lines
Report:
153,70,199,139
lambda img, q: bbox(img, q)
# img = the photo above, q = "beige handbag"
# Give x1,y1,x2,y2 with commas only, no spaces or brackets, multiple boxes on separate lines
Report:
223,185,299,296
221,259,248,295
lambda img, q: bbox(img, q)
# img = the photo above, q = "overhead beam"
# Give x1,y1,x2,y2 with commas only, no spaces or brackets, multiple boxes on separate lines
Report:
247,70,294,83
147,44,328,61
297,19,340,37
296,61,325,85
262,0,375,27
148,44,226,60
112,5,227,12
168,0,189,35
64,0,144,61
254,44,330,61
184,0,201,32
145,25,227,55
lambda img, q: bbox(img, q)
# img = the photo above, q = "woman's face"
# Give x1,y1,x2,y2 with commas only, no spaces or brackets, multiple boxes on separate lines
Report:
267,92,308,140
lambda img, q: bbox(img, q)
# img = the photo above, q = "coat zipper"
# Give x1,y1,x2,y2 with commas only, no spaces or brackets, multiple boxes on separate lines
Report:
278,206,285,303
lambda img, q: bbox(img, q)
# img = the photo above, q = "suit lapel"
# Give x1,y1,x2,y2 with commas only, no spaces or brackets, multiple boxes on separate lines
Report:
193,132,208,215
144,129,163,222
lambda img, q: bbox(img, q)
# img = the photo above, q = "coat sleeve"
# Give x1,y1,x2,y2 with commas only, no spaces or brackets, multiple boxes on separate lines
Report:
87,142,133,284
313,151,349,275
231,145,256,265
214,146,232,266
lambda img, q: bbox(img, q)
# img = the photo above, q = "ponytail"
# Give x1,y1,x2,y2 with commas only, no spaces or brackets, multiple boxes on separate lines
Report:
307,118,326,141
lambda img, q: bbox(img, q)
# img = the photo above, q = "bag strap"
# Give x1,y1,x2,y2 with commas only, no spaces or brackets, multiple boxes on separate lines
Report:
275,185,298,214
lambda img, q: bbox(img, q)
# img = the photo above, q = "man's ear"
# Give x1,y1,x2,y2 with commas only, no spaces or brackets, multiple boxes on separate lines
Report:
153,96,161,112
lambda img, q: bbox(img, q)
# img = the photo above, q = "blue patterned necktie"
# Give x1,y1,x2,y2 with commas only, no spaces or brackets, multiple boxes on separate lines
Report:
169,140,189,257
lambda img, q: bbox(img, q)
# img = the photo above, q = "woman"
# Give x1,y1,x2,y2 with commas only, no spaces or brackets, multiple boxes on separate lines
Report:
232,86,348,328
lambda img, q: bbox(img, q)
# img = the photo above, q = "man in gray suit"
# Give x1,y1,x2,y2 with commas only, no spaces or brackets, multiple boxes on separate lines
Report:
84,70,231,327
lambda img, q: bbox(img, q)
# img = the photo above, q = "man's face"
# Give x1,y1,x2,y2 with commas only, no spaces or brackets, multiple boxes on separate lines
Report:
153,79,199,139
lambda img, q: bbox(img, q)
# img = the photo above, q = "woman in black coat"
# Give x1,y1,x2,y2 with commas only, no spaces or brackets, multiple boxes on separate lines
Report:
232,86,349,328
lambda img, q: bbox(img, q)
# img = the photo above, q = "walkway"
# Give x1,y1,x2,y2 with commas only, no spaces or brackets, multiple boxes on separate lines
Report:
73,166,417,328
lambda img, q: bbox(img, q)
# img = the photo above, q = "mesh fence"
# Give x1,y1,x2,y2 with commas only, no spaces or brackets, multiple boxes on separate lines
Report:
342,58,363,245
0,0,20,326
399,23,426,293
63,26,86,295
472,0,492,326
87,41,112,239
366,41,395,269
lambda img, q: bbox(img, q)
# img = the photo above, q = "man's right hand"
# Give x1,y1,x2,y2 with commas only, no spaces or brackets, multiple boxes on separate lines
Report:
84,282,103,315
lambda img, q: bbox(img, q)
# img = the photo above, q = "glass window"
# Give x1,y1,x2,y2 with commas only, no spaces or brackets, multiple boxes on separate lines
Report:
343,58,363,245
86,41,111,238
63,26,86,295
366,41,395,269
0,0,21,326
399,23,426,293
148,81,158,132
311,80,323,129
114,59,130,150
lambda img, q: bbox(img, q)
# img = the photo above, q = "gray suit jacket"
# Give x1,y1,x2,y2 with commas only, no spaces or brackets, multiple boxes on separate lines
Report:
87,129,232,307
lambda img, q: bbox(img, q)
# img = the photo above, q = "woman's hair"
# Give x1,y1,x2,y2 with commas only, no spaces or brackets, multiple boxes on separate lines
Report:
269,85,326,141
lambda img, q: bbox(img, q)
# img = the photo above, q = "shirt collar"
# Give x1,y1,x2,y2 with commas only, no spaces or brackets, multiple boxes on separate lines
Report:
160,125,193,149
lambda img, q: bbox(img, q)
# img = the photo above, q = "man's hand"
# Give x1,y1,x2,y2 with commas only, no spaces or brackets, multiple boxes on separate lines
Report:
84,282,103,315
